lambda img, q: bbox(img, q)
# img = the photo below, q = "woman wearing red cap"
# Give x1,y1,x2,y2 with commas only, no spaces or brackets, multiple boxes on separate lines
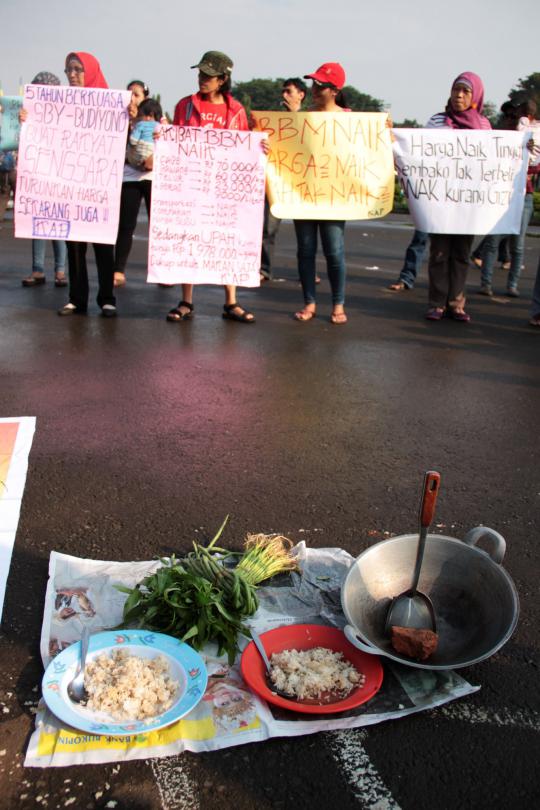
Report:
165,51,255,324
294,62,350,325
58,52,117,317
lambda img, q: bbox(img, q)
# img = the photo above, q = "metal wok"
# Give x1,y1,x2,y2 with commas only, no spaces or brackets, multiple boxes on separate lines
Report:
341,527,519,670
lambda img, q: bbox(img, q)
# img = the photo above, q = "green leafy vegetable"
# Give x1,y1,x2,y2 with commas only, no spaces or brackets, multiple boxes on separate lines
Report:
117,519,297,663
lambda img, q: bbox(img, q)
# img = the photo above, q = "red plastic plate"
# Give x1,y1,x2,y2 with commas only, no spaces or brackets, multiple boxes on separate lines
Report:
240,624,384,714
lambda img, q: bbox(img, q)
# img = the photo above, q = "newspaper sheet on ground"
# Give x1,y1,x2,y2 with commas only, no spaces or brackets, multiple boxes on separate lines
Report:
25,543,479,767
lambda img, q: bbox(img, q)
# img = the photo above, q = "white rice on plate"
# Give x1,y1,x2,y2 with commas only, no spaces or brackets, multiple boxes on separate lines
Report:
83,649,178,721
269,646,365,700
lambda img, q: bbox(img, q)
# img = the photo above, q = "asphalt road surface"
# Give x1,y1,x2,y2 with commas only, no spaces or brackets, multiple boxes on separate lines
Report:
0,212,539,809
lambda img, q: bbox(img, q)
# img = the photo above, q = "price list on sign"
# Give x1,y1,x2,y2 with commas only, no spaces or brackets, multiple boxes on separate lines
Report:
148,126,267,286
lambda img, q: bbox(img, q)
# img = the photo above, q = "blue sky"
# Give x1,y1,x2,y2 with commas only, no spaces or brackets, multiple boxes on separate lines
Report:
1,0,538,122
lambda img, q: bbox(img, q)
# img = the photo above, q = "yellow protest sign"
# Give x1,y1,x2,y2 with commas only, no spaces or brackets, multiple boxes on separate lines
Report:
251,111,394,220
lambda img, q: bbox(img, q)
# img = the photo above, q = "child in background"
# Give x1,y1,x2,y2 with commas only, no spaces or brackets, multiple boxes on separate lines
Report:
126,98,162,169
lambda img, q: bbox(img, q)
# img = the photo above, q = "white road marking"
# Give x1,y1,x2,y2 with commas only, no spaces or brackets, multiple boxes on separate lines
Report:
433,703,540,732
325,729,401,809
150,755,199,810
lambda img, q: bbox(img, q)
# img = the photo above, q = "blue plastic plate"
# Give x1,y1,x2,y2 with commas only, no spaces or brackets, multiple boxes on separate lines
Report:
42,629,207,736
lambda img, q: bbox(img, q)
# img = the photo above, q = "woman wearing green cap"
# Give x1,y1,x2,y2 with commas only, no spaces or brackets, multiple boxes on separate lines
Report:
166,51,255,323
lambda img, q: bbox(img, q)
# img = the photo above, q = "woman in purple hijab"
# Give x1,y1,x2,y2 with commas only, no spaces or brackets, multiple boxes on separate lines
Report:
425,72,491,322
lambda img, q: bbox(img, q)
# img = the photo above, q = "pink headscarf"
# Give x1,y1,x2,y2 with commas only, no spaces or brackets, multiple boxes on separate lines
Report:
443,71,491,130
65,52,108,89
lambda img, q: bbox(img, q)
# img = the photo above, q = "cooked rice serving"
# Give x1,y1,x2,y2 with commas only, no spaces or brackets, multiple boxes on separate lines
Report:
83,649,178,721
269,646,365,700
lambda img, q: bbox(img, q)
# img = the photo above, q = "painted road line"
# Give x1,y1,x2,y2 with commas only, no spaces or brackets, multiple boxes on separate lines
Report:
325,729,402,810
432,703,540,732
150,755,200,810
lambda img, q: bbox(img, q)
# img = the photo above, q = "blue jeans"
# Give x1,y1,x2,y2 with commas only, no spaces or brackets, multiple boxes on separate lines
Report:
293,220,346,306
481,194,534,290
32,239,67,274
398,229,428,288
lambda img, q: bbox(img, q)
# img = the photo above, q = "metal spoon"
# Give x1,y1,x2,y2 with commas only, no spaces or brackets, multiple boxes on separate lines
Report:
385,471,441,634
67,625,90,703
249,628,296,700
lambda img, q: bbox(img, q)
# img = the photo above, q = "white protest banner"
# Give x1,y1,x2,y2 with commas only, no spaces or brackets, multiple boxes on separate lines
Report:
251,111,394,220
148,126,266,286
392,129,529,234
15,85,131,243
0,96,22,151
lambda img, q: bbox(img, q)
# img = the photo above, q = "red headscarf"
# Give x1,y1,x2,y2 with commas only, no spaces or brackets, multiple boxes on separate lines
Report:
65,52,108,88
443,71,490,130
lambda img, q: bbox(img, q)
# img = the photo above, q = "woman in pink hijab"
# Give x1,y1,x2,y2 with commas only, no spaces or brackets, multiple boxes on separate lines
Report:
424,72,491,323
58,52,117,317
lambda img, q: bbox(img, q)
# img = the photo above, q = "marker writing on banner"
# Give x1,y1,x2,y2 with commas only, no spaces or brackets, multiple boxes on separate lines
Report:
15,85,130,242
392,128,528,234
397,132,522,207
148,127,265,285
252,111,394,218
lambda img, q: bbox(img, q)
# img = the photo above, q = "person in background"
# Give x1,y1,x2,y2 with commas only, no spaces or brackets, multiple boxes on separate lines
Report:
127,79,149,118
471,236,510,271
529,255,540,328
0,149,17,223
166,50,256,324
387,229,429,291
20,71,67,288
424,71,491,323
260,78,307,283
113,80,150,288
58,52,118,317
293,62,350,324
478,98,539,298
113,94,162,288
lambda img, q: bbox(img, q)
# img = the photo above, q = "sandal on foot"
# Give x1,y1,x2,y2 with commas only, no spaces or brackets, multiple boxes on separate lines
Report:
387,280,408,291
167,300,194,322
55,274,68,287
22,275,46,287
425,307,445,321
330,311,348,325
294,308,316,322
450,308,471,322
222,304,255,323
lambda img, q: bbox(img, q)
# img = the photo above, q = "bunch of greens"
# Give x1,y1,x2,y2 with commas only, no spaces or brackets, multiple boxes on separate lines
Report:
117,518,297,663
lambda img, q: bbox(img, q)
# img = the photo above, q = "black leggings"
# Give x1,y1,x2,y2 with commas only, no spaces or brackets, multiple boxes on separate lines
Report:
114,180,152,273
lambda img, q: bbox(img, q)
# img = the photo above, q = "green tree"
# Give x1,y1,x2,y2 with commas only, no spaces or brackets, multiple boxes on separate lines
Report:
341,86,383,112
232,78,286,114
393,118,421,128
507,72,540,107
482,101,499,128
153,92,171,123
232,77,383,114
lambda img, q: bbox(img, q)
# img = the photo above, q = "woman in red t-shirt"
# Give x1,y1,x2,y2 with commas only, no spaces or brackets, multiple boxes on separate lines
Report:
167,51,254,323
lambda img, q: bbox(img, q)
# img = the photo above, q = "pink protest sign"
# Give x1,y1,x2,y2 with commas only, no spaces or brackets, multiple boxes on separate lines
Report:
148,126,266,286
15,85,131,244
